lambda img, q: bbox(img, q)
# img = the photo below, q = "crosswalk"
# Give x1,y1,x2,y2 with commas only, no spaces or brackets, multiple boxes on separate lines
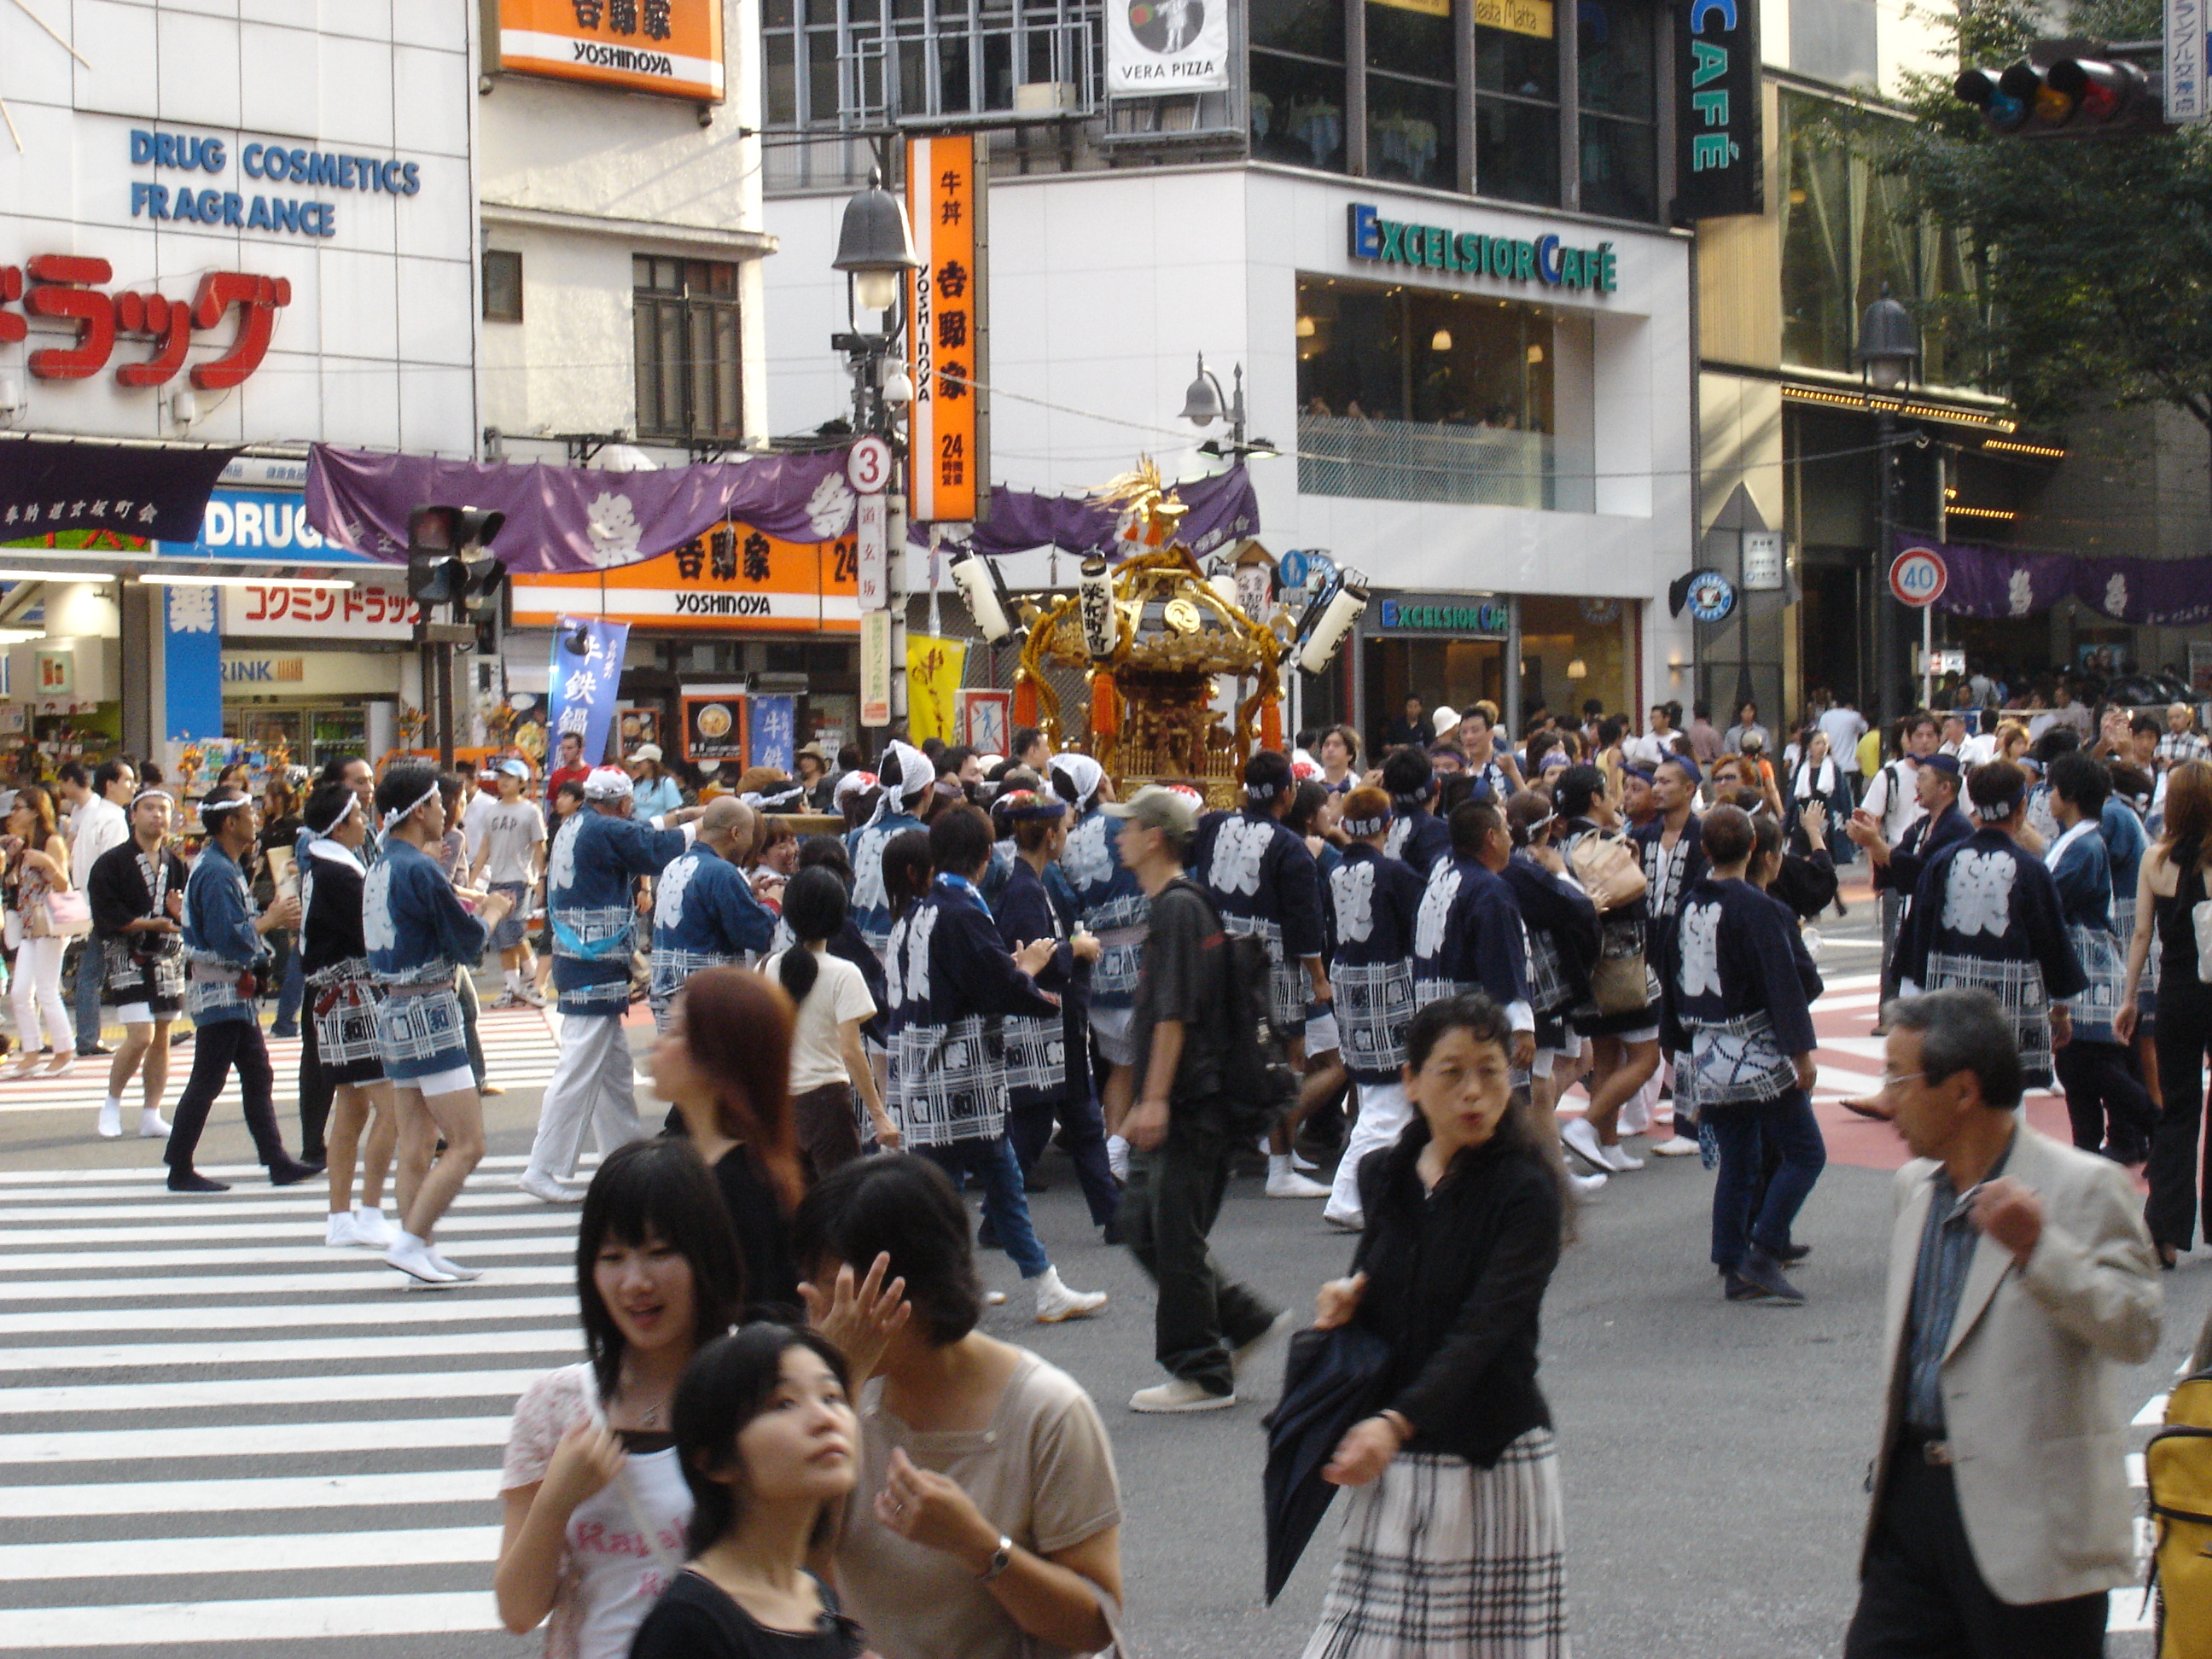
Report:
0,1152,591,1651
0,1005,561,1119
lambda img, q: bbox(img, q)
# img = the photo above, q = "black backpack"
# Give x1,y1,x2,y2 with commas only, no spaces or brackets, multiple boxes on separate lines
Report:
1170,879,1300,1139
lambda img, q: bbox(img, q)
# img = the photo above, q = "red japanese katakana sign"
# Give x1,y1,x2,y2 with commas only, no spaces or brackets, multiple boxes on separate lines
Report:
0,256,292,390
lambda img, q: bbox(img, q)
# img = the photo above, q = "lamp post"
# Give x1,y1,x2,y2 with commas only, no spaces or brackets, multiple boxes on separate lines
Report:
1180,354,1277,461
832,166,921,744
1854,287,1921,736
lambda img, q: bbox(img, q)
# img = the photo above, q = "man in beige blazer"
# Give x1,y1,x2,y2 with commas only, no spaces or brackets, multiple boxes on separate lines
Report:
1845,987,2162,1657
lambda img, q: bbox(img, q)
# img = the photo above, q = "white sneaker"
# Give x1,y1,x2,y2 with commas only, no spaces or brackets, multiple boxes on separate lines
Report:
1266,1169,1332,1199
96,1099,121,1139
515,984,549,1009
138,1109,170,1138
1322,1208,1364,1232
1559,1116,1611,1171
1289,1149,1320,1173
1130,1377,1237,1413
428,1249,484,1283
350,1206,397,1248
1571,1171,1609,1195
324,1211,363,1248
1106,1135,1131,1183
1034,1266,1108,1324
1600,1141,1645,1173
1649,1134,1700,1157
385,1233,457,1285
515,1171,576,1205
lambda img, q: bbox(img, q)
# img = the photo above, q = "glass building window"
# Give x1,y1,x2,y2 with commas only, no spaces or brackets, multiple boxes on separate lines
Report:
482,248,523,323
1295,272,1593,509
633,257,743,444
1474,4,1561,207
1576,0,1657,219
1366,0,1455,189
1251,0,1348,172
763,0,1103,126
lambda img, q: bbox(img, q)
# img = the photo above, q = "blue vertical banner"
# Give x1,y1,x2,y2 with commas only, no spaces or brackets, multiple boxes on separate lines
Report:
162,583,224,746
750,696,795,774
546,616,632,766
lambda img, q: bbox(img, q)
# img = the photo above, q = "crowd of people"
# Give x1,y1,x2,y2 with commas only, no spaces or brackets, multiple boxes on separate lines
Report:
32,680,2211,1657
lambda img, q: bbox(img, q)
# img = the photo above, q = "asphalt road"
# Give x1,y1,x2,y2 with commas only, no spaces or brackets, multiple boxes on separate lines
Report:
1,894,2203,1658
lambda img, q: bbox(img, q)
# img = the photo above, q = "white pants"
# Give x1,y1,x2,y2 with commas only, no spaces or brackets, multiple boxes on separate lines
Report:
12,934,72,1053
524,1012,643,1182
1326,1078,1413,1227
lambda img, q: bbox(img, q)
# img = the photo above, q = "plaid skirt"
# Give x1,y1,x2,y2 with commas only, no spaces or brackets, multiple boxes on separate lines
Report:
2064,924,2127,1047
1927,951,2054,1087
372,983,470,1085
1304,1432,1569,1659
309,963,385,1084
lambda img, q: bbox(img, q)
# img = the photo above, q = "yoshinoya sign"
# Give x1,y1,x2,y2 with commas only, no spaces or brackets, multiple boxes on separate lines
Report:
1348,205,1618,294
1375,596,1512,635
1107,0,1230,91
493,0,727,102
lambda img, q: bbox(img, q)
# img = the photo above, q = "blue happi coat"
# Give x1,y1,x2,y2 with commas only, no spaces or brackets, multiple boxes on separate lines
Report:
1898,825,2087,1086
181,842,268,1025
650,840,776,1010
548,807,688,1016
1410,853,1532,1024
1327,841,1427,1081
992,855,1086,1109
1384,801,1452,878
883,876,1058,1147
2046,818,2127,1045
364,838,488,986
1191,806,1327,1031
1057,804,1149,1015
1660,876,1820,1114
847,808,925,958
1499,849,1602,1027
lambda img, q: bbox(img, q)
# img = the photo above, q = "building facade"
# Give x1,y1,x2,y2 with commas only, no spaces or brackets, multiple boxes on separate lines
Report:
757,0,1700,748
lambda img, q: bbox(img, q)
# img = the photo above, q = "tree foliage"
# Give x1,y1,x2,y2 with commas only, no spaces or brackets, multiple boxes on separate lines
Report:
1866,0,2212,432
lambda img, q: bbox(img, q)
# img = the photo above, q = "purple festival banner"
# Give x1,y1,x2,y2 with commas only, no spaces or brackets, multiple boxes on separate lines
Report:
307,445,862,574
1901,533,2212,628
923,467,1261,562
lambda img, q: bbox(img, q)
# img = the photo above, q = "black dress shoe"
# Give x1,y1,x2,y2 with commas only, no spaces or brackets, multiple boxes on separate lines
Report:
1773,1241,1813,1265
167,1168,230,1193
268,1157,323,1187
1731,1247,1806,1303
81,1044,113,1057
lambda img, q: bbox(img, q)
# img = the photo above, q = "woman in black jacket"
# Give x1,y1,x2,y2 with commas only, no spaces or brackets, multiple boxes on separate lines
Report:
1304,992,1572,1659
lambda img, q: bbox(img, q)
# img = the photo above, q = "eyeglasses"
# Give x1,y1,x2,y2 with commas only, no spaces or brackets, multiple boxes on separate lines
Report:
1879,1069,1925,1091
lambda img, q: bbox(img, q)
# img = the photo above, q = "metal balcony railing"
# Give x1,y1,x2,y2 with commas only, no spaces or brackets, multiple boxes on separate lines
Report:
1296,414,1592,512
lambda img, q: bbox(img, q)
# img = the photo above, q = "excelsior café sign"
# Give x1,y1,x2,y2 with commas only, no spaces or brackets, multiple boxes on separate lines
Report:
1349,203,1619,295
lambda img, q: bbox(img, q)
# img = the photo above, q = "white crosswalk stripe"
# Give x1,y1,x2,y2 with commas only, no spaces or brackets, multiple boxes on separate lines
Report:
0,1006,560,1117
0,1158,597,1650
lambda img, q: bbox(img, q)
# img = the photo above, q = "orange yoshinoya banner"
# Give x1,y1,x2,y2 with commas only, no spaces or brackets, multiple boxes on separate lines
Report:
495,0,726,102
511,522,859,633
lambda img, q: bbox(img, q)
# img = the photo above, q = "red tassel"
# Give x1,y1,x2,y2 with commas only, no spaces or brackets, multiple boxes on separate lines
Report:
1091,669,1119,739
1014,677,1038,727
1261,699,1282,753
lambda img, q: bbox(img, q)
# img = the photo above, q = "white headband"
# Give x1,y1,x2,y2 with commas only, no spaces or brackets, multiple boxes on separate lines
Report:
381,782,439,830
130,789,172,812
312,792,364,839
199,795,251,821
584,766,635,802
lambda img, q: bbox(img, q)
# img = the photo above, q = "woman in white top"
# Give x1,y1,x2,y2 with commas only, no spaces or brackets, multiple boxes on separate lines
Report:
762,866,894,1179
497,1138,746,1659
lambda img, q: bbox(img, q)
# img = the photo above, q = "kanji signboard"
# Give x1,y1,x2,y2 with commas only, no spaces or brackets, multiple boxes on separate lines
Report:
509,522,859,632
494,0,726,102
907,136,987,525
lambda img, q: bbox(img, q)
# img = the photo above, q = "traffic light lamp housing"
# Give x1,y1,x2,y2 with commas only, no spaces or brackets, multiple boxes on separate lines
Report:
1955,43,2161,136
407,504,509,616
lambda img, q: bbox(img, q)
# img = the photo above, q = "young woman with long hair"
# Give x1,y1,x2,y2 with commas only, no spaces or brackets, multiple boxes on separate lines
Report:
497,1138,746,1659
3,783,76,1076
1306,993,1572,1657
2120,757,2212,1265
628,1325,867,1659
761,867,894,1178
651,964,807,1314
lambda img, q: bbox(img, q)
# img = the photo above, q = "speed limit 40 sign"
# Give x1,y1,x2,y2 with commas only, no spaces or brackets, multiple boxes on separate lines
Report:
1889,547,1947,608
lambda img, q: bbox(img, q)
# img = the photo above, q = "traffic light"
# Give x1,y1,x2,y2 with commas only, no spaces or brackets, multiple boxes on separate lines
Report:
1954,47,2158,136
406,505,508,615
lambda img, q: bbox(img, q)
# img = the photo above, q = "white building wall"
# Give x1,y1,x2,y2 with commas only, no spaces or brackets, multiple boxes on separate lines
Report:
476,0,771,451
764,164,1698,710
0,0,477,454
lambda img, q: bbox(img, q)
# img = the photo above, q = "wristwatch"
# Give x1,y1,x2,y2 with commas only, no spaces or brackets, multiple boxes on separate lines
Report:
977,1533,1015,1582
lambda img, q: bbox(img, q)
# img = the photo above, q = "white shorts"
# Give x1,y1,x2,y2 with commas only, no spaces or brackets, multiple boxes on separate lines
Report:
114,1003,161,1027
1616,1024,1660,1046
397,1061,476,1098
1305,1006,1341,1057
1089,1004,1137,1068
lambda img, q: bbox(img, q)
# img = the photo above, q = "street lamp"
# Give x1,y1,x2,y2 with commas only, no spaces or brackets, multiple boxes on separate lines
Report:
1181,353,1277,461
1854,286,1922,734
833,169,919,316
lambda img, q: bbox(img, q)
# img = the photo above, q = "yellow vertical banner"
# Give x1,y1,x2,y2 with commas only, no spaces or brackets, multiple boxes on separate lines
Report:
905,634,969,746
907,135,981,524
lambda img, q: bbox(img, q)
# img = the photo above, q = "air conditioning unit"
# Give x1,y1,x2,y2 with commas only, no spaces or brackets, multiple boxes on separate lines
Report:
1015,81,1077,112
